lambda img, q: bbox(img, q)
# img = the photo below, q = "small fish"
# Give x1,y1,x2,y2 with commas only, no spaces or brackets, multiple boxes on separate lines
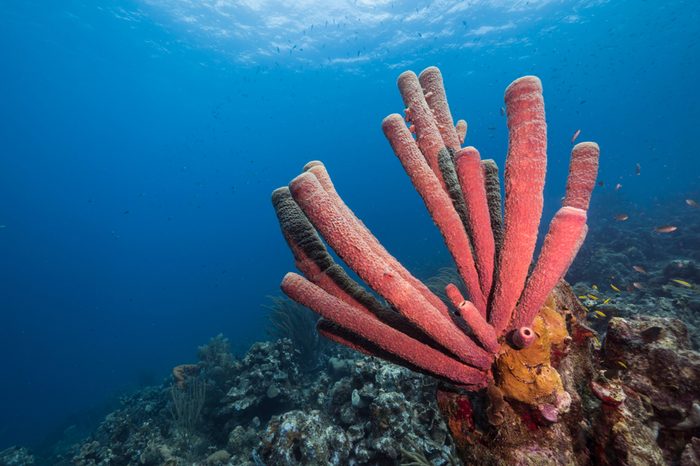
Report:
500,106,505,116
594,310,607,318
615,183,622,191
635,163,641,175
592,284,599,290
615,214,629,221
571,129,581,144
617,360,628,369
632,265,647,274
671,279,693,288
602,298,611,304
593,336,601,346
588,294,599,300
632,281,644,290
654,225,677,233
597,181,604,187
610,284,621,292
686,199,699,208
578,295,587,299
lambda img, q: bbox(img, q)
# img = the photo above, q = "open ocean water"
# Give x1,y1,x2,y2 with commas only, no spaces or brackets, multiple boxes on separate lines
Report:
1,1,699,464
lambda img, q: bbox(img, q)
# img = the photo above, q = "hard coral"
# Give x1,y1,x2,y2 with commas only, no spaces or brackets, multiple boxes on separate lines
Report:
273,67,599,412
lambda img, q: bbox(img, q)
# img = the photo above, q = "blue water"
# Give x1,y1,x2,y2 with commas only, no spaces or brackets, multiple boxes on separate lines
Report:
1,0,698,450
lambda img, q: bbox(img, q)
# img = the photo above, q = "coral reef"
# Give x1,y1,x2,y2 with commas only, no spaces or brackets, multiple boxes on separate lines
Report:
6,309,698,465
568,195,700,348
35,337,462,466
0,447,34,465
265,295,329,371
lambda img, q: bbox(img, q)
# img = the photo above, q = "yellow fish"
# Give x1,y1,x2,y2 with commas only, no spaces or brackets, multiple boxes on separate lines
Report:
593,336,601,346
671,279,692,288
610,284,621,292
594,310,607,318
602,298,611,304
578,295,587,299
617,360,628,369
592,284,599,290
588,294,599,300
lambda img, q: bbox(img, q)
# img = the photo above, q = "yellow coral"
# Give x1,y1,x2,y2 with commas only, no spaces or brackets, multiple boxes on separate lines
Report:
495,295,568,405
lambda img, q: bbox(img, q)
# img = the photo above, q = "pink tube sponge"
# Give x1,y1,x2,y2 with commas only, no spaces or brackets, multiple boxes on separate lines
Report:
454,147,497,299
271,66,599,403
511,326,536,349
382,114,486,313
289,172,492,370
418,66,462,152
512,206,588,330
397,71,447,185
489,76,548,336
563,142,600,211
282,273,490,388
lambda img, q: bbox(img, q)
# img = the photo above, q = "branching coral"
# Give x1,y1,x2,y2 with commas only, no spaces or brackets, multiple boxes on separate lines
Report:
272,67,599,415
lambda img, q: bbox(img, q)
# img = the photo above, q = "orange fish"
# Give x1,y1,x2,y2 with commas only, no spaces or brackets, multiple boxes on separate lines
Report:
686,199,699,208
571,129,581,144
615,183,622,191
632,265,647,274
615,214,629,221
654,225,677,233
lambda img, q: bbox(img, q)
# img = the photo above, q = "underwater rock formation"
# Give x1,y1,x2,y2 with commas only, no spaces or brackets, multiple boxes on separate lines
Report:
597,316,700,463
272,65,601,452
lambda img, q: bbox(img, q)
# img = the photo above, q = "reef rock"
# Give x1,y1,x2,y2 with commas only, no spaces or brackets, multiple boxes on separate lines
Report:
0,447,35,466
601,315,700,463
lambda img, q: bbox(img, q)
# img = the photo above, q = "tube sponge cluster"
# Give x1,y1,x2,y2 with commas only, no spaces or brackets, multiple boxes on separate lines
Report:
272,66,599,393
